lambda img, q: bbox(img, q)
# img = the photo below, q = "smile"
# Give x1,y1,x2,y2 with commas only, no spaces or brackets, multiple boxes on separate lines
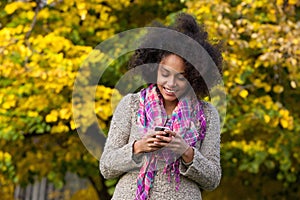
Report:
163,87,176,94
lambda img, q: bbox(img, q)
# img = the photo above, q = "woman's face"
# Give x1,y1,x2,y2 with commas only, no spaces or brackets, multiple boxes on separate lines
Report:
157,54,188,104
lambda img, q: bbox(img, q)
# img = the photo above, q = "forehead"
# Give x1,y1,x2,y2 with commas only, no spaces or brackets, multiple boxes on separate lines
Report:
159,54,186,73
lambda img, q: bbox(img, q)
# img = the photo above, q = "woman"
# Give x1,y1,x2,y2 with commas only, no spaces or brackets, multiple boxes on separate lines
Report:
100,13,223,200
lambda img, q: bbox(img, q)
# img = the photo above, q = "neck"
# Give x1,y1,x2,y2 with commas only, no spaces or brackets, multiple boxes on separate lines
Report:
164,99,178,115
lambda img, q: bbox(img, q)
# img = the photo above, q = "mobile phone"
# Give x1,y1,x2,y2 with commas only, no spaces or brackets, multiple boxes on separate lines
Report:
154,126,170,131
155,126,170,137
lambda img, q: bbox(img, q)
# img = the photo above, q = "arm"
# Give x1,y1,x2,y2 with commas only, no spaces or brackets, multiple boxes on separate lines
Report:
179,103,221,191
99,94,143,179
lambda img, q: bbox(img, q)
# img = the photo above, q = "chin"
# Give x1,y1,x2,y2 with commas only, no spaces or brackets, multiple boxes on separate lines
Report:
161,93,179,102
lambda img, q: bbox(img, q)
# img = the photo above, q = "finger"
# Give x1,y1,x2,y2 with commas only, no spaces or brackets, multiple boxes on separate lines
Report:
146,137,164,144
164,130,176,137
153,131,168,137
145,143,159,152
148,142,165,151
153,141,170,148
146,131,157,138
155,135,172,143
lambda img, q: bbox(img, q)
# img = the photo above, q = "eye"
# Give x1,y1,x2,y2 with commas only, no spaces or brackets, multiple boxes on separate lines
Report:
161,73,169,77
159,67,170,77
177,74,186,81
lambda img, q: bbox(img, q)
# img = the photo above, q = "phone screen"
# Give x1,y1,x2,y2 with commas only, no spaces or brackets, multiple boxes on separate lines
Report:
154,126,169,131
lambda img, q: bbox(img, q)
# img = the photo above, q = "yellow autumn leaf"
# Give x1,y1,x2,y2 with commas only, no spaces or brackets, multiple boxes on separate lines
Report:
223,70,229,77
273,85,284,93
276,0,284,5
289,0,298,4
51,123,69,134
264,115,271,123
239,89,249,98
279,109,289,118
254,79,263,87
268,148,277,155
4,2,22,15
45,110,59,123
29,165,35,171
280,118,289,129
264,84,271,92
38,9,50,19
0,152,12,163
28,111,39,117
47,0,55,4
76,2,86,9
36,152,42,159
234,77,244,84
0,94,3,105
26,11,35,20
267,14,276,22
59,108,71,120
2,100,16,109
79,9,87,20
238,27,245,33
98,119,107,130
65,152,72,162
265,102,274,111
70,120,77,130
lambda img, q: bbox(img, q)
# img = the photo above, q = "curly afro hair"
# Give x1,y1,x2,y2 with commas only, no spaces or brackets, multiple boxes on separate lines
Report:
128,13,223,99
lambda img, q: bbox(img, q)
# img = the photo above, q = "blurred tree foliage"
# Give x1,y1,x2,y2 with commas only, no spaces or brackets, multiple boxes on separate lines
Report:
0,0,299,199
0,0,185,199
185,0,300,199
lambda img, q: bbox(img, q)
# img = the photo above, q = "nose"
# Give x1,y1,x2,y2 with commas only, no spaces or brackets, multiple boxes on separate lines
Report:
166,76,176,88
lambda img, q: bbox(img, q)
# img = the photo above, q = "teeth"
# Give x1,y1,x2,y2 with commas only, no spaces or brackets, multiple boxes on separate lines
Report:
165,88,175,93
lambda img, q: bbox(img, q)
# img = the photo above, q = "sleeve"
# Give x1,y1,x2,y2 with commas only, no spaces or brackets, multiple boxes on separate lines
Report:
179,103,221,191
99,94,143,179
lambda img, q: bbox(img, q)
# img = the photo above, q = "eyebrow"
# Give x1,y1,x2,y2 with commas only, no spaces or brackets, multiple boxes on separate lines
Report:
160,65,185,75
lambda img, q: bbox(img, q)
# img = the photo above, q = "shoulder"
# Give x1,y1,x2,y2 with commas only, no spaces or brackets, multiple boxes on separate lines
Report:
114,92,140,112
201,101,219,116
200,101,220,127
116,93,139,105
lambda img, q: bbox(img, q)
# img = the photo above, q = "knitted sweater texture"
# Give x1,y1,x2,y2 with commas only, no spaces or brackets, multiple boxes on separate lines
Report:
100,93,221,200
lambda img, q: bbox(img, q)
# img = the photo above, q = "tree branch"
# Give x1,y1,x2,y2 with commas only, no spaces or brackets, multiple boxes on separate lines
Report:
24,0,46,70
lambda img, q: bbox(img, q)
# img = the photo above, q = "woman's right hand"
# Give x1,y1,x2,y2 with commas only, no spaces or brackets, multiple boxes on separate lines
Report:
133,131,169,154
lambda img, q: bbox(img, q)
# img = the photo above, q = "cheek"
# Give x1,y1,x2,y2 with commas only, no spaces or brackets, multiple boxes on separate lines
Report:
156,74,166,84
179,82,188,91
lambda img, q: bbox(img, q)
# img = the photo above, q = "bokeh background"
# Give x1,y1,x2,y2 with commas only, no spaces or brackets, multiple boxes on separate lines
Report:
0,0,299,199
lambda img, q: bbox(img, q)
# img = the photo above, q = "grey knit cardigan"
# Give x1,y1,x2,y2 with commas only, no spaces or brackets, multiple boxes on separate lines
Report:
100,93,221,200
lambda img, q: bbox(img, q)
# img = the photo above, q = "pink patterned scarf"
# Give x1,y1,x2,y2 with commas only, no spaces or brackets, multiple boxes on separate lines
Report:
135,84,206,200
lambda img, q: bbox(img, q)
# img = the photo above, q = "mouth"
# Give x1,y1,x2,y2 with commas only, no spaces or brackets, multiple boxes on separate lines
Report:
163,87,177,95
